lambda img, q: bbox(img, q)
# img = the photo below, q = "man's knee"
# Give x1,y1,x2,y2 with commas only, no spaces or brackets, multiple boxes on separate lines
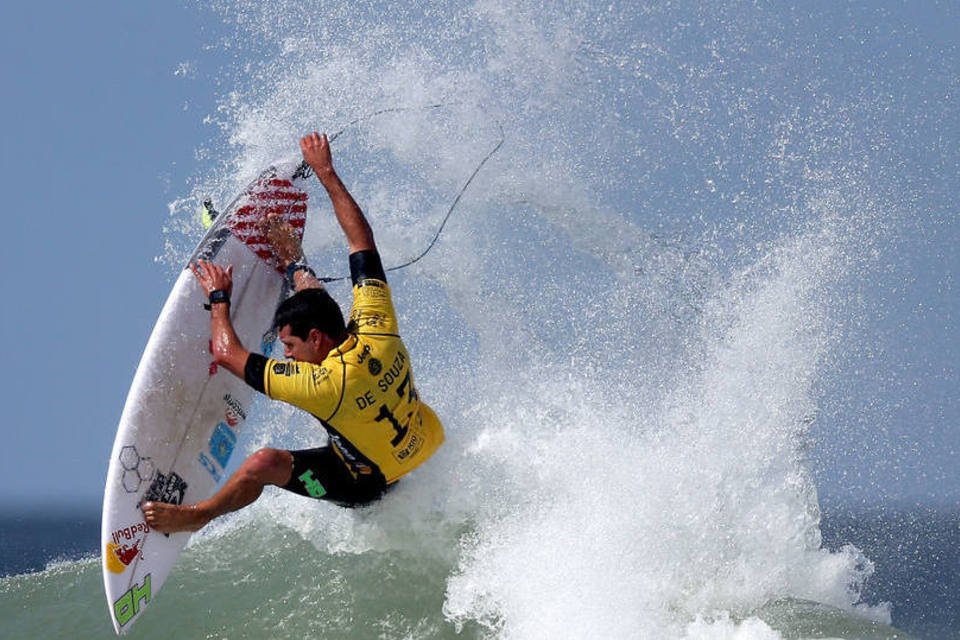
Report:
242,448,293,486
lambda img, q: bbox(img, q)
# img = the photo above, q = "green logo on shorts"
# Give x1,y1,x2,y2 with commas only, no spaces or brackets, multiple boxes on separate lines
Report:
299,470,327,498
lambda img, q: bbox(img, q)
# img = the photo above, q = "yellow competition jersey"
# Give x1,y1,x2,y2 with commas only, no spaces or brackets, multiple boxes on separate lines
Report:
261,279,444,483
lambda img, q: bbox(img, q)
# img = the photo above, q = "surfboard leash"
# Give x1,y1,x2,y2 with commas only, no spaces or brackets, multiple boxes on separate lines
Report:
316,118,505,284
200,104,504,282
379,124,504,278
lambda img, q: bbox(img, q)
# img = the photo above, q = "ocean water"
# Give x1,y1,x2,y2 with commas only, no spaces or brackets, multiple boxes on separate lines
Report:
4,1,957,638
2,506,957,638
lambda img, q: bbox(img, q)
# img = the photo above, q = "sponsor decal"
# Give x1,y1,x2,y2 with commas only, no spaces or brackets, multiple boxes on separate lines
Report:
311,367,331,385
223,394,247,421
327,433,373,476
273,362,299,376
223,393,246,427
393,432,423,462
118,445,155,494
199,422,237,481
105,539,143,574
114,574,152,627
209,422,237,467
291,163,313,181
198,452,221,482
298,470,327,498
367,357,382,376
227,176,308,270
351,308,386,328
357,278,386,290
356,344,371,364
142,471,188,505
110,521,150,545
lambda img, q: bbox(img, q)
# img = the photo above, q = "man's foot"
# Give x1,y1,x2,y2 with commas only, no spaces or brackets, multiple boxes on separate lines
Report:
141,501,210,534
260,212,303,267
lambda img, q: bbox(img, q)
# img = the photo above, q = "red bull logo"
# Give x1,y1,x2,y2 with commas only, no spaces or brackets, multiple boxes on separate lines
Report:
111,521,150,545
105,521,149,574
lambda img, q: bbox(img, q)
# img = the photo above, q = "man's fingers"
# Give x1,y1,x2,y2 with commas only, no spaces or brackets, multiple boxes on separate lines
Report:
301,131,323,148
191,261,210,282
191,260,232,285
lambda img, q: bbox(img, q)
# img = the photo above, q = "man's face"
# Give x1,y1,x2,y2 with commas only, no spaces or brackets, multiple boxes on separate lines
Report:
278,325,329,364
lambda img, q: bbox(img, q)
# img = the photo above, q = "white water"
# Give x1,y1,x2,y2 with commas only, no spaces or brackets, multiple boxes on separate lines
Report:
158,1,925,637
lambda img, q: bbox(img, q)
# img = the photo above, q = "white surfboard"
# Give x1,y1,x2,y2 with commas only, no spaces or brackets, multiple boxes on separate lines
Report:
101,161,312,634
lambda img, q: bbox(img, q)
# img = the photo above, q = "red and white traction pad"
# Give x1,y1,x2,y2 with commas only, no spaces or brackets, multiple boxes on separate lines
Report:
227,176,308,272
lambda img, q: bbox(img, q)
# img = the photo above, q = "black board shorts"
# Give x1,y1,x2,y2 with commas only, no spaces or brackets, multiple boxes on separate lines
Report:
282,447,392,507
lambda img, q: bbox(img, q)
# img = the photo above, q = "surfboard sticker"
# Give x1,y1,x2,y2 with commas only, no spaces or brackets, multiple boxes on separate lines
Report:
101,161,310,635
191,167,309,269
228,176,307,269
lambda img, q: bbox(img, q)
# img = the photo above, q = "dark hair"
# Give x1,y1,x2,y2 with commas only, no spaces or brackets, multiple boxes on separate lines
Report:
273,288,346,341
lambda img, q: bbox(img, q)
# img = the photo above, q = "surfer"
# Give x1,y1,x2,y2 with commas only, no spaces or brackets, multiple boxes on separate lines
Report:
143,132,445,533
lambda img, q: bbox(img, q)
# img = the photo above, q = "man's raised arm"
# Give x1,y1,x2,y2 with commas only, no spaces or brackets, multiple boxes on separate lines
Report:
300,132,376,254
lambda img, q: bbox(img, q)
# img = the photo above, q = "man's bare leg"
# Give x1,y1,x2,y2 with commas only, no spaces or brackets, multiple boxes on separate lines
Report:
142,448,293,534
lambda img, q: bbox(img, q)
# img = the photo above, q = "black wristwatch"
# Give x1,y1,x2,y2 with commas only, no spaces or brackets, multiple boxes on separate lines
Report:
285,259,316,283
203,289,231,310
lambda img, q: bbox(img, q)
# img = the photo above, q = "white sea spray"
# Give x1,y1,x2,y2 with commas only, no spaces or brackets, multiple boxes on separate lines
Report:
156,0,925,637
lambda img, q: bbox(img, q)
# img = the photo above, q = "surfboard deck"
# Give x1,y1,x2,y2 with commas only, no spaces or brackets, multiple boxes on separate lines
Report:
101,161,312,634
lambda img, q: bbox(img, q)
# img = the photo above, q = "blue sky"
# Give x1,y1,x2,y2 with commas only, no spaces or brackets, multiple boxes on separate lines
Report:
1,1,957,512
0,2,221,510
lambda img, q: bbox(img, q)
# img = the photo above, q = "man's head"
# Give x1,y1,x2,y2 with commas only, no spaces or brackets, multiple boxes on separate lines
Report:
273,288,346,364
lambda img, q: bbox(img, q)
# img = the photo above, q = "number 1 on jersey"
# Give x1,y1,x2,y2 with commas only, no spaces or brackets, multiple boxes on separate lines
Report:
375,404,408,446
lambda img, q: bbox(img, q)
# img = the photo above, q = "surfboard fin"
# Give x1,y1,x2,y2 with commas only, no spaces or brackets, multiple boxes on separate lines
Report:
200,198,219,230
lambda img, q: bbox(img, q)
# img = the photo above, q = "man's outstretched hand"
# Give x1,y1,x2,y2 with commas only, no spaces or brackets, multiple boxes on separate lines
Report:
191,260,233,296
300,129,375,254
300,132,335,180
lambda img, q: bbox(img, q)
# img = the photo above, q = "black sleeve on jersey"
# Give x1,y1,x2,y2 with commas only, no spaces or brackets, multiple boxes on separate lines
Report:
244,353,268,393
349,249,387,286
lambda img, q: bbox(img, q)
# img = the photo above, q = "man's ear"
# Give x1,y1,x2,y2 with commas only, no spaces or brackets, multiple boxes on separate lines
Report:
307,327,324,348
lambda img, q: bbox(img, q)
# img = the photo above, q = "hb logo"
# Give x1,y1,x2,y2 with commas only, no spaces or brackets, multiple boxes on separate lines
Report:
298,470,326,498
